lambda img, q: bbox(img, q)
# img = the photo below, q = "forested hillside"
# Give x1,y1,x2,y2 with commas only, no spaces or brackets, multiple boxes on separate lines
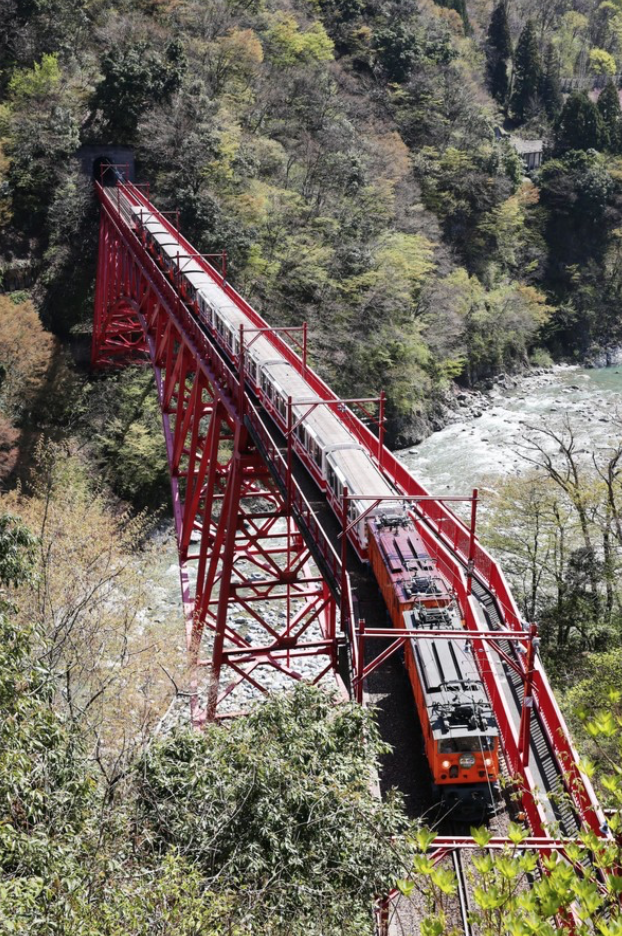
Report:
3,0,622,447
6,1,622,931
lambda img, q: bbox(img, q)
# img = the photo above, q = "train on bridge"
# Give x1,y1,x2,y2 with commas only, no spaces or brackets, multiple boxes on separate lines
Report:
107,187,501,815
93,171,610,933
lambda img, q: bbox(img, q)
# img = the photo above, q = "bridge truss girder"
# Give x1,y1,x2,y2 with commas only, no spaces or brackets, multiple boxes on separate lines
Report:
92,195,343,721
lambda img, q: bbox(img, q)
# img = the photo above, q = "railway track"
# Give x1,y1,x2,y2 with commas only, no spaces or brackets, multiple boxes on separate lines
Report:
471,580,580,836
255,401,578,835
452,848,473,936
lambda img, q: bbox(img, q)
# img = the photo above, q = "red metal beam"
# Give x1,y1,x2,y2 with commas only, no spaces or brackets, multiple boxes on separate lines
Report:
92,184,345,721
92,177,606,842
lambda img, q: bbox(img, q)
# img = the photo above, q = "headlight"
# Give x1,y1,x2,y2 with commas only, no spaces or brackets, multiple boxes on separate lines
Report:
459,754,476,768
441,760,451,769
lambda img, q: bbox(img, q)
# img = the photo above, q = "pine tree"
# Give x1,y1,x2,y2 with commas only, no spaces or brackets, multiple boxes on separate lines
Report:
490,56,509,104
597,80,622,152
555,90,609,152
541,43,562,120
487,2,512,61
486,2,512,104
511,21,542,123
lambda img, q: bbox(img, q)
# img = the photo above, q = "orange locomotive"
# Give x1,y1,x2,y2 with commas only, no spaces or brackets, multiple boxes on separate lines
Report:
367,511,500,817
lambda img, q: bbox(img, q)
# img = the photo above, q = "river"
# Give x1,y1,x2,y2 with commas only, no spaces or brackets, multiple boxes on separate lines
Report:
397,365,622,500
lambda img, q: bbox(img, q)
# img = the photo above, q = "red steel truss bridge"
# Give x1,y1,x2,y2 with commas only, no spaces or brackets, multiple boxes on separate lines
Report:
92,174,611,926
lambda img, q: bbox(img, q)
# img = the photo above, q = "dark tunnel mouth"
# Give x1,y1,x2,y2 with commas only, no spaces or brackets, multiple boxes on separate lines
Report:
93,157,124,186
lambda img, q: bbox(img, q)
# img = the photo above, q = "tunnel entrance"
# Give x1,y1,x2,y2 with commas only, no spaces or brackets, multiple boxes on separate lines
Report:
93,157,122,186
77,146,135,185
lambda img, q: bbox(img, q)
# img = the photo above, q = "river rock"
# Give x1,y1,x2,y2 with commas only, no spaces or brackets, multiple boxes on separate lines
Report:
585,346,622,368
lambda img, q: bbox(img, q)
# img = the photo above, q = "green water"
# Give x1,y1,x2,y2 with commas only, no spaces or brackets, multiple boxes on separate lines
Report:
398,366,622,496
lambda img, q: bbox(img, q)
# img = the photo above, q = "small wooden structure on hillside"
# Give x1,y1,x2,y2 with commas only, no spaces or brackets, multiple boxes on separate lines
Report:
509,137,543,171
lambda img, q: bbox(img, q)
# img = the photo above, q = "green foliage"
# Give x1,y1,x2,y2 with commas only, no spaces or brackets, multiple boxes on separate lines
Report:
511,21,542,123
8,0,622,447
3,54,80,227
541,43,563,121
374,21,423,83
489,56,509,105
0,590,94,898
487,3,512,61
137,686,406,934
589,47,617,76
598,80,622,152
1,560,409,935
556,91,610,153
486,2,511,103
262,12,334,67
91,369,169,508
92,39,186,142
8,53,62,100
435,0,469,33
0,513,36,588
405,806,622,934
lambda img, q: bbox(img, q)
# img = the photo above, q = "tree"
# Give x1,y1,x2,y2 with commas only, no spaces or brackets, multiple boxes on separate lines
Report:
5,441,178,757
0,513,36,589
400,808,622,933
511,21,542,122
262,12,334,68
91,369,170,507
137,685,407,935
555,91,609,152
486,2,512,104
4,54,80,228
489,56,509,105
589,47,617,77
487,2,512,62
374,21,422,83
435,0,470,34
0,296,55,423
598,80,622,152
541,42,562,120
481,418,622,652
91,39,186,141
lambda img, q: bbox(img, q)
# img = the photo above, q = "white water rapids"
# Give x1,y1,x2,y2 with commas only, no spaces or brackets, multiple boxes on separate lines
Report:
397,365,622,500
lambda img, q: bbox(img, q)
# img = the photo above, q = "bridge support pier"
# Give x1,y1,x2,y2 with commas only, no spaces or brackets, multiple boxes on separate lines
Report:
92,192,342,720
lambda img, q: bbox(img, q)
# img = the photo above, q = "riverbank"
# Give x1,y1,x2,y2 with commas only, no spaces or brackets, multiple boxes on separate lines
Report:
398,363,622,495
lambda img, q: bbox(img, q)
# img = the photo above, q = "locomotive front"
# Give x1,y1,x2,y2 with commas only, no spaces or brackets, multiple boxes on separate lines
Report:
405,605,500,819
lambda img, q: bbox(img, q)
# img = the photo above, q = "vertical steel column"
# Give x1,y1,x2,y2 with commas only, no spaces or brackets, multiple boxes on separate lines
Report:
518,623,540,765
466,487,479,596
205,428,245,720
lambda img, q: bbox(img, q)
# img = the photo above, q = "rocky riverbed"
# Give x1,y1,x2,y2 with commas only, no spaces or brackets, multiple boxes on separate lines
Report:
398,364,622,497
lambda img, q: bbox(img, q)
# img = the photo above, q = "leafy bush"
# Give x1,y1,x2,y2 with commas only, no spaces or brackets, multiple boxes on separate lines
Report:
137,686,407,935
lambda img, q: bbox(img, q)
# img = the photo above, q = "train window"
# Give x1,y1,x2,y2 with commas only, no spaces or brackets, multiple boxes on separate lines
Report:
261,373,274,400
247,358,258,381
327,465,337,492
275,393,286,418
438,737,495,753
308,436,321,467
